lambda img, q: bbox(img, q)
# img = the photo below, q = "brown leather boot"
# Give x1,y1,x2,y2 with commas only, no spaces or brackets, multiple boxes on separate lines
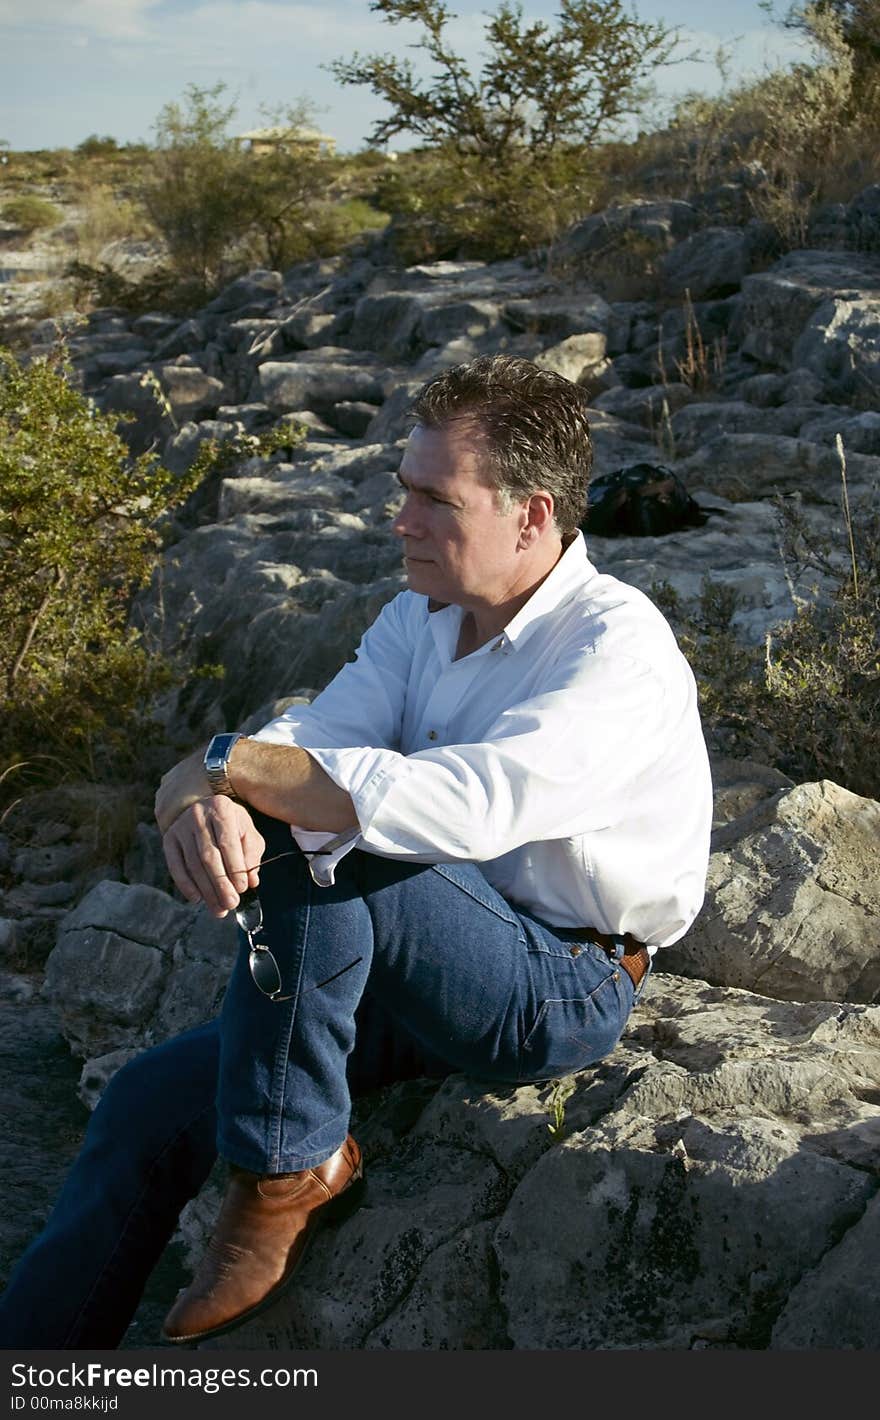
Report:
161,1134,364,1343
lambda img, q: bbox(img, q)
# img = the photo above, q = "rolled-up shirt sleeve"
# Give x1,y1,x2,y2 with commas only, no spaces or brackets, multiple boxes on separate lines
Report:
307,649,667,862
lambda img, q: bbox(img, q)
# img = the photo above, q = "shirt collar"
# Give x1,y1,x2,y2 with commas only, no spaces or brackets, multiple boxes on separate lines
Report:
499,532,596,654
425,532,597,662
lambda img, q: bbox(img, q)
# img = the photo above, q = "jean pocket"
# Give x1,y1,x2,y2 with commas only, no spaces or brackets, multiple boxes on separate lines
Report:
519,972,628,1080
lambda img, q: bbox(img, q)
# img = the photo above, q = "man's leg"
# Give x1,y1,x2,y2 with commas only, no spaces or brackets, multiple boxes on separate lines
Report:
0,966,458,1349
165,814,635,1341
215,820,633,1174
0,1023,219,1350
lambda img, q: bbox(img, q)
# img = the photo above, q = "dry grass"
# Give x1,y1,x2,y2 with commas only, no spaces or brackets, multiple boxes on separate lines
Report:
72,180,155,266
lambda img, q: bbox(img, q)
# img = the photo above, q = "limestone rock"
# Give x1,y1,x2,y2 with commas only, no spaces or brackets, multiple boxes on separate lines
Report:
256,357,384,415
675,432,880,503
792,296,880,403
661,226,751,299
504,291,611,339
44,880,236,1059
737,250,880,369
664,780,880,1003
535,332,607,382
191,975,880,1350
559,200,699,262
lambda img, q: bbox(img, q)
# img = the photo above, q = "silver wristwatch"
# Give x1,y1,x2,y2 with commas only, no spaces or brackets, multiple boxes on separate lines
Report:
203,732,244,797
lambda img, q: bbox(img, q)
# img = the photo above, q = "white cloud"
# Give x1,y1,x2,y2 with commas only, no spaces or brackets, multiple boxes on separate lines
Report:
0,0,163,39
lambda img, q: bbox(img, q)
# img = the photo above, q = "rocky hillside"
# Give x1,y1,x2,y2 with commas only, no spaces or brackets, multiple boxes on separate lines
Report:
2,185,879,1349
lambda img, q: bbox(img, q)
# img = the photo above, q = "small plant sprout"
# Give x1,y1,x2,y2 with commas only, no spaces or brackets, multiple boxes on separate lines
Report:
547,1078,577,1142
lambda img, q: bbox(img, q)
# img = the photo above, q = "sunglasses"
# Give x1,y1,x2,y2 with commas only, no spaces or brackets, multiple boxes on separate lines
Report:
233,832,363,1002
235,885,291,1001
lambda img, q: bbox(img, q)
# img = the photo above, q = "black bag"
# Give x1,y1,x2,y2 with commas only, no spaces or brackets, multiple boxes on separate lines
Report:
582,463,707,538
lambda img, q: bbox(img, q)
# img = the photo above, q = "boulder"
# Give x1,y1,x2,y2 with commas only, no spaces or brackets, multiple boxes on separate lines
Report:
153,317,208,360
736,250,880,368
797,408,880,456
675,432,880,503
216,465,354,519
535,331,607,382
589,491,839,644
559,200,699,262
163,419,243,475
256,357,384,415
182,973,880,1350
155,365,226,424
348,292,422,361
846,183,880,251
660,226,751,299
590,381,694,426
668,399,812,455
504,292,611,339
45,880,236,1059
791,296,880,403
205,269,283,315
663,780,880,1004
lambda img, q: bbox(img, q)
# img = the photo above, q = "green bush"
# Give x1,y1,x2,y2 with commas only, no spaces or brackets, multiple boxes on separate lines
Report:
0,347,296,797
139,83,343,288
372,143,597,262
655,494,880,801
329,0,682,262
1,195,63,233
76,134,119,158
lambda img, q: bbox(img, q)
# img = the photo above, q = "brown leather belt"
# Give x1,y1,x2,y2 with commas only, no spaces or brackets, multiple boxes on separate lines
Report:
564,928,651,994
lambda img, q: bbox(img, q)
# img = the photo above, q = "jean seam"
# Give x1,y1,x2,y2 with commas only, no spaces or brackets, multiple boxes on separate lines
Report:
431,864,526,935
267,891,310,1174
61,1099,217,1348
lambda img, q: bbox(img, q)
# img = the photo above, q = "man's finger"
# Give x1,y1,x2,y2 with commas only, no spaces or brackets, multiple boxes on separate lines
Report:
209,807,251,894
241,819,266,890
179,830,234,917
163,831,202,905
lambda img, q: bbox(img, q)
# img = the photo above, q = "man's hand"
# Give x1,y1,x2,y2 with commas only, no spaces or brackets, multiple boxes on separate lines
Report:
162,797,265,918
155,747,214,836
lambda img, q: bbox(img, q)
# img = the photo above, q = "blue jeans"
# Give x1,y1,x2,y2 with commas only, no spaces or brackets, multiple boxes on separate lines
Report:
0,813,646,1348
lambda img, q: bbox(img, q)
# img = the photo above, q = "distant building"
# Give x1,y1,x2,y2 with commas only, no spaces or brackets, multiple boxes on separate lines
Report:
234,125,336,157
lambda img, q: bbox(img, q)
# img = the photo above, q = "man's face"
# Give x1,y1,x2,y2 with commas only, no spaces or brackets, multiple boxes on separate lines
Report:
392,420,527,606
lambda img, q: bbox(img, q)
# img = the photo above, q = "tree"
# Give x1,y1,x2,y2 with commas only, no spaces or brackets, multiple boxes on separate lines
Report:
327,0,683,256
331,0,680,160
781,1,880,107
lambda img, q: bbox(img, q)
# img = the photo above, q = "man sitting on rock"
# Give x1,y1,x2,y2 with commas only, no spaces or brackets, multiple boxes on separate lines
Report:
0,354,713,1348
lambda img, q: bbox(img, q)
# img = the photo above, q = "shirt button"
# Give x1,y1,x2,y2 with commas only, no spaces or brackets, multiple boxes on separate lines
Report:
427,730,437,741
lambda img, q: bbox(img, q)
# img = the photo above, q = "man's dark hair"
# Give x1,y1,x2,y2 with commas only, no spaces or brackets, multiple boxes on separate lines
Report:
410,354,593,537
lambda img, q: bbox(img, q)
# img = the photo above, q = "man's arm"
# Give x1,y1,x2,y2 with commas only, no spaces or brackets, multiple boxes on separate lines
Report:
154,591,417,916
156,740,358,918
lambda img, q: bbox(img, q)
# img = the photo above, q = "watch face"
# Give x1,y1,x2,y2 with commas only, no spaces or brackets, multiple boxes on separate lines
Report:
207,733,236,764
205,733,239,778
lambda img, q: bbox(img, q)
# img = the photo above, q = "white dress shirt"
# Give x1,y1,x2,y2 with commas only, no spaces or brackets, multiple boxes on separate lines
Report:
253,533,713,950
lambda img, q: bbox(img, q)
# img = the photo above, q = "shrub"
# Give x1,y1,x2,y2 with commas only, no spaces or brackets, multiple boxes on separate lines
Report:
329,0,683,261
655,489,880,800
72,181,154,266
139,82,254,288
0,346,295,798
1,195,63,233
76,135,119,158
139,84,340,288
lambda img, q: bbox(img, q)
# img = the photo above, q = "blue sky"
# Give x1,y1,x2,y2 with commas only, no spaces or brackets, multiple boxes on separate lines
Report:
0,0,811,153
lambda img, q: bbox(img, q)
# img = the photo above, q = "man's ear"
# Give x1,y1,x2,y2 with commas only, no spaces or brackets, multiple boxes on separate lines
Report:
521,491,555,543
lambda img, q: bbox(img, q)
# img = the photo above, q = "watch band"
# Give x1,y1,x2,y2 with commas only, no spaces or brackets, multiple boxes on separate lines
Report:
203,732,244,797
